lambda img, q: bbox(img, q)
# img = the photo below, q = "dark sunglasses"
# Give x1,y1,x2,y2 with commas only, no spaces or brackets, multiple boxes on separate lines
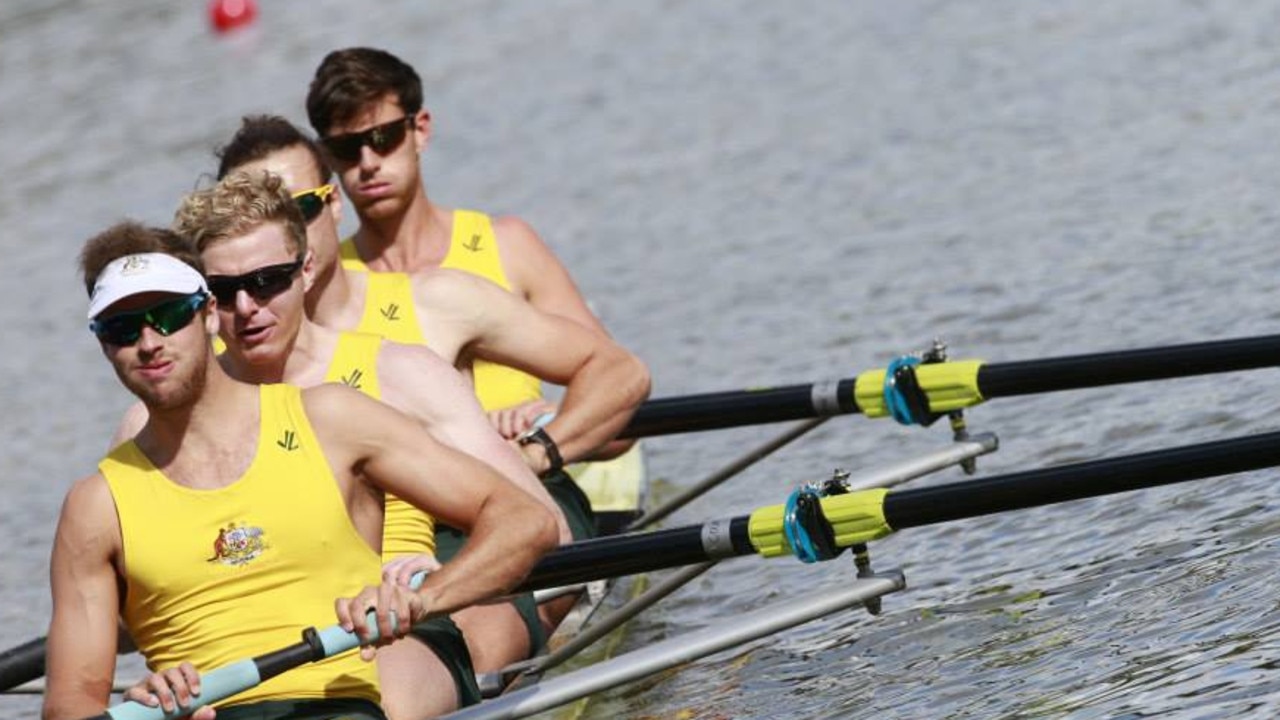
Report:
90,292,209,347
320,116,413,163
206,258,303,306
292,183,336,223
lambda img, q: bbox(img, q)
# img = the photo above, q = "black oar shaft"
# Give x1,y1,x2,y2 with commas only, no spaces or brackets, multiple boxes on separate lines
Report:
885,429,1280,530
976,334,1280,399
619,380,859,438
0,635,45,692
617,334,1280,438
513,519,755,592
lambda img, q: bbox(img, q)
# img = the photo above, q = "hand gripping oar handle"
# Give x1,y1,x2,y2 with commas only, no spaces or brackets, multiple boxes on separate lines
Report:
619,333,1280,437
89,572,427,720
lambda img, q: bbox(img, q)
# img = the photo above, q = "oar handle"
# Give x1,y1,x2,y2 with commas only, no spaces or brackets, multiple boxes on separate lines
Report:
100,572,427,720
102,613,393,720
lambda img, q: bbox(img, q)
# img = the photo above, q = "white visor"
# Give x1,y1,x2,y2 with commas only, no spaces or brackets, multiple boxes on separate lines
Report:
87,253,209,319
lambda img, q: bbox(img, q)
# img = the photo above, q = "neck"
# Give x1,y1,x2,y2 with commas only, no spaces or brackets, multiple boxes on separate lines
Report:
353,188,450,271
221,322,301,386
307,261,364,331
136,359,253,461
280,319,334,385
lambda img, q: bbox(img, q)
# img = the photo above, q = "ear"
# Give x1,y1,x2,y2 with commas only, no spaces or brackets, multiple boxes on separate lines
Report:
301,247,317,293
327,185,343,225
204,297,220,337
413,109,431,152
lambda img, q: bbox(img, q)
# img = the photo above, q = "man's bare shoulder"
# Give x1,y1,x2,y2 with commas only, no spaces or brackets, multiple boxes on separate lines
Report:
376,338,473,396
300,381,383,417
490,214,550,257
58,472,118,542
408,266,505,311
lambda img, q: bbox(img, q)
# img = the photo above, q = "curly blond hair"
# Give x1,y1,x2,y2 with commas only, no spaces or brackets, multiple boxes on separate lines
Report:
172,170,307,258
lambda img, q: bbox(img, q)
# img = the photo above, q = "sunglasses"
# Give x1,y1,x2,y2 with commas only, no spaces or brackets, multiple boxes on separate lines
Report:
292,184,335,223
90,292,209,347
320,116,413,163
206,258,303,306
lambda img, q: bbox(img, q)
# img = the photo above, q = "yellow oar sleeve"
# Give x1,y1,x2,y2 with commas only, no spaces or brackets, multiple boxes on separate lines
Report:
748,488,893,558
854,359,986,418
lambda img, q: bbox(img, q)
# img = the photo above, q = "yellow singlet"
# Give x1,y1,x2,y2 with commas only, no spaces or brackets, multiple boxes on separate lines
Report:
101,384,381,708
339,209,543,411
324,331,435,557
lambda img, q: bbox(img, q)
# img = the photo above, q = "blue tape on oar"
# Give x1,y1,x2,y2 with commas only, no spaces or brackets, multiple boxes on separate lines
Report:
883,356,923,425
101,571,427,720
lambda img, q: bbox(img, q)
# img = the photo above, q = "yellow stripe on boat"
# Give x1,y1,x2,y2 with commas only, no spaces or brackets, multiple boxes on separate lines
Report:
567,443,646,514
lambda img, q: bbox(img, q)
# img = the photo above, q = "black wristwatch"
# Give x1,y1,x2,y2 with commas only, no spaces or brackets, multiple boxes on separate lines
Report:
517,426,564,474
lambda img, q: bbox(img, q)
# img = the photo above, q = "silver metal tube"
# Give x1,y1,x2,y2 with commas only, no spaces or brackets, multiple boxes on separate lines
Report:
441,572,906,720
844,432,998,492
629,417,830,530
521,562,717,679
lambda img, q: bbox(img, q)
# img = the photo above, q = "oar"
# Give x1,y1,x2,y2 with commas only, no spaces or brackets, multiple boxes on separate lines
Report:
515,427,1280,591
483,431,999,691
0,636,46,695
618,333,1280,437
81,575,426,720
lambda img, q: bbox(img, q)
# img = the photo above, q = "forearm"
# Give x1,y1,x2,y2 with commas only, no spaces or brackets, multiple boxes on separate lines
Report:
476,441,573,543
416,491,558,614
541,352,650,466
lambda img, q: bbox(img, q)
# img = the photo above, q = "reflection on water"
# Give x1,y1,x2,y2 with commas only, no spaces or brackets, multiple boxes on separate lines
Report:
5,2,1280,719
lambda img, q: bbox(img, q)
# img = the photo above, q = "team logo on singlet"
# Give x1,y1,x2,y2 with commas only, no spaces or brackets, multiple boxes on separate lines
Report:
276,429,300,451
463,233,483,252
380,303,401,321
207,522,268,566
341,368,365,390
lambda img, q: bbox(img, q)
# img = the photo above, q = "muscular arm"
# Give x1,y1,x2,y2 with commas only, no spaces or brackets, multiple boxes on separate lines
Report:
305,385,559,616
376,341,572,542
492,216,644,460
494,216,606,334
418,271,651,472
43,475,123,720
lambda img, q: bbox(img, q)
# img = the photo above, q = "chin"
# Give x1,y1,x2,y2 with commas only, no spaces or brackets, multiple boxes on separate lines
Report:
123,364,206,411
359,195,405,220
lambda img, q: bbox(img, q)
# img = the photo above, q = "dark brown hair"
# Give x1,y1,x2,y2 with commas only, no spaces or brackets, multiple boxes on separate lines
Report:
306,47,423,136
79,221,203,296
215,115,331,182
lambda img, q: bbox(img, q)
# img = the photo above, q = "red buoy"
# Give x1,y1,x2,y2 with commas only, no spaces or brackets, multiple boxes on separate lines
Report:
209,0,257,33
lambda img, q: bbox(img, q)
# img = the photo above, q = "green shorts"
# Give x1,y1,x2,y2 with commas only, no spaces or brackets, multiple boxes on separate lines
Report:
216,698,385,719
409,615,482,708
434,470,597,656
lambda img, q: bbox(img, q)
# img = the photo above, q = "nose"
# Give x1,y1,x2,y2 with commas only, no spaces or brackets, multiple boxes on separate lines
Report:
357,143,380,174
233,288,259,316
135,323,166,353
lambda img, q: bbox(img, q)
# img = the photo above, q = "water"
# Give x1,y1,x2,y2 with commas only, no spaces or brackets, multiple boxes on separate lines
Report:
4,1,1280,718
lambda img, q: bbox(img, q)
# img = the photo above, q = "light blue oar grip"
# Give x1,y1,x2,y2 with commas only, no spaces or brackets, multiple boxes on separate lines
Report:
315,569,427,654
105,570,428,719
106,659,261,720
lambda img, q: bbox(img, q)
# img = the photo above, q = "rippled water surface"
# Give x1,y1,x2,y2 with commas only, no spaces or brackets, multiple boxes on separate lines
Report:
5,2,1280,718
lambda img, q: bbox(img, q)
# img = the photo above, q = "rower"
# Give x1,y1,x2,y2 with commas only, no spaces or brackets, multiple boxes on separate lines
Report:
44,222,557,720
